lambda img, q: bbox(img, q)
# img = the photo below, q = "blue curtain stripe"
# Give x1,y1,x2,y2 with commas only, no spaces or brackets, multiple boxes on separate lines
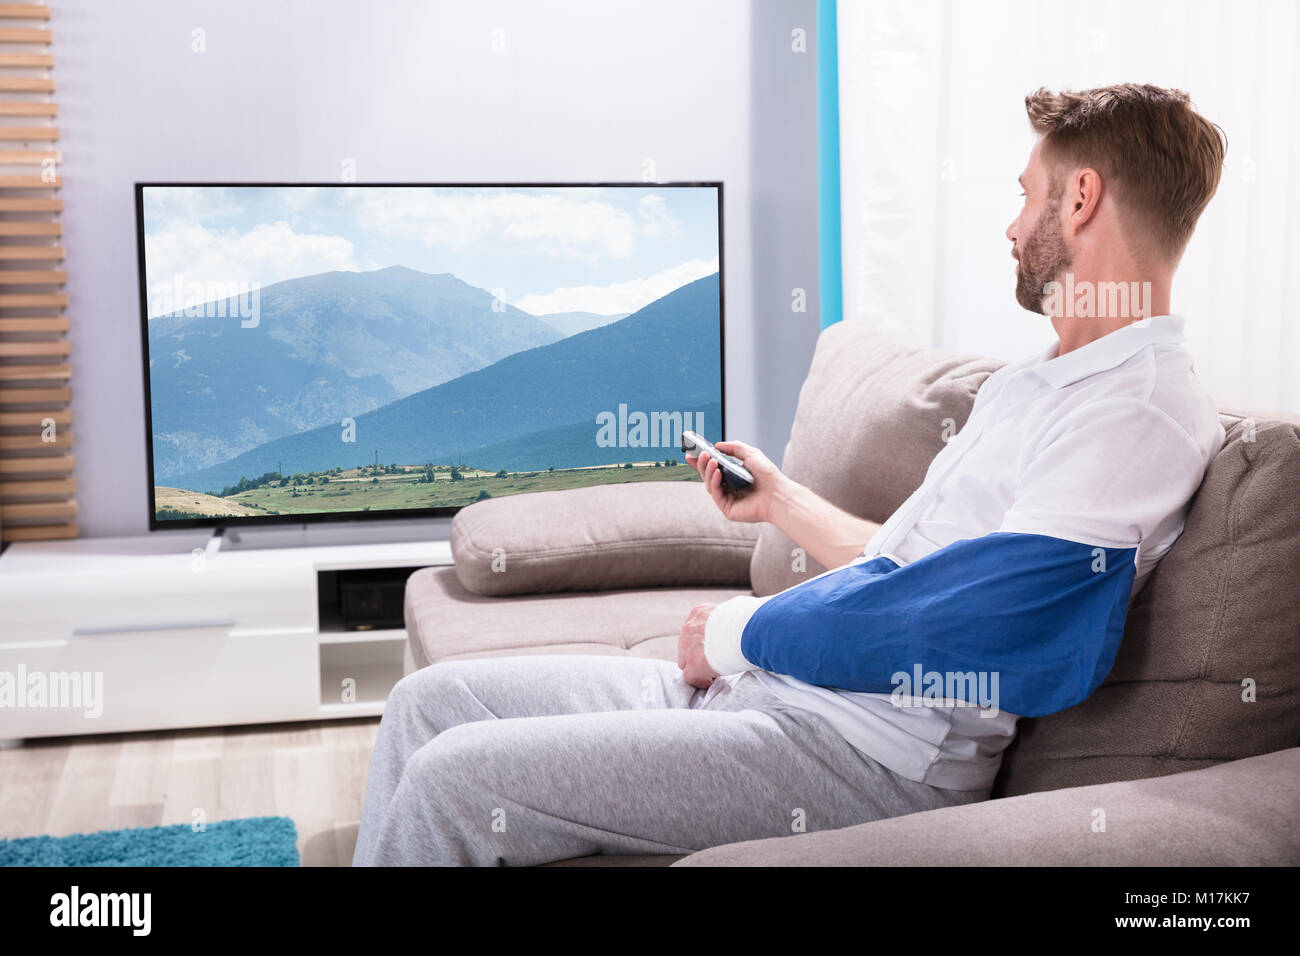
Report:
817,0,842,329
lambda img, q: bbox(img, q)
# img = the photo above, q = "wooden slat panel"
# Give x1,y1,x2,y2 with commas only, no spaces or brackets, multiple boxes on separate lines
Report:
0,221,60,235
0,453,74,473
0,475,75,496
0,174,59,187
0,2,72,543
0,362,69,379
0,340,70,356
0,316,67,331
0,431,71,449
0,269,65,283
0,29,52,43
0,53,52,67
0,77,53,93
0,245,63,259
1,521,79,542
0,102,56,116
0,386,68,402
0,126,57,141
0,197,60,211
0,5,52,20
3,500,76,520
0,149,59,164
0,292,67,307
0,408,70,426
0,405,69,424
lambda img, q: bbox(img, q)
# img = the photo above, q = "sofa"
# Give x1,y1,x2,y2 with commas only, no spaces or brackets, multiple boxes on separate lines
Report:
402,321,1300,866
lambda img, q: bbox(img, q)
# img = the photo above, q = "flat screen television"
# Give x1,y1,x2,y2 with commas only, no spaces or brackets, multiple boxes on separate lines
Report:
135,182,724,530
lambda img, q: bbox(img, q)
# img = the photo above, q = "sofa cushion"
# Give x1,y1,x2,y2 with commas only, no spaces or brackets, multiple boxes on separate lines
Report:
404,565,749,668
451,481,758,597
541,854,683,867
996,411,1300,796
749,322,1003,595
674,747,1300,866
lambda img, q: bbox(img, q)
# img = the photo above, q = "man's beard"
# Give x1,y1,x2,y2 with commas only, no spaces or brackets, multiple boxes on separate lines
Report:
1014,202,1072,314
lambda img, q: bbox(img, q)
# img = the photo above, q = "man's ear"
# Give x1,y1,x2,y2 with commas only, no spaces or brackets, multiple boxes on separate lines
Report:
1066,167,1103,234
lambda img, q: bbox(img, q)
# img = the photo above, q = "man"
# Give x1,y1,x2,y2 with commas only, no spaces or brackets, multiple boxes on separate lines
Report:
353,84,1227,866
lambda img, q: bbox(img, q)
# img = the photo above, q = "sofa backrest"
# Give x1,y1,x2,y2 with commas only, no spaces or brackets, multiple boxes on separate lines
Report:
996,408,1300,796
750,322,1002,594
762,322,1300,796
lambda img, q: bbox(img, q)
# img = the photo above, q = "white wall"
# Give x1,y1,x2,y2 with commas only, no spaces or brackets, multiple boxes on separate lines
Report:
52,0,823,542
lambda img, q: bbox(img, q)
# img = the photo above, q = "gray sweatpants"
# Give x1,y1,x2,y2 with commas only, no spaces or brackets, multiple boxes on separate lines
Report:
352,655,987,866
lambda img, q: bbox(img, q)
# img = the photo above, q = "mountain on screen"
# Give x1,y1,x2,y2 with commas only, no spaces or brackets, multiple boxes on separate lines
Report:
536,310,630,336
147,266,563,477
162,272,722,491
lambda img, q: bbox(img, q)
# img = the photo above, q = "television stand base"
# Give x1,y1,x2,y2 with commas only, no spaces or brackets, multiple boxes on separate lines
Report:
0,535,452,738
204,526,241,557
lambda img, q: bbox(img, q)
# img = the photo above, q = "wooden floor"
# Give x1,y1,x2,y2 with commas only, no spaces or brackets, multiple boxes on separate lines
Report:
0,716,381,867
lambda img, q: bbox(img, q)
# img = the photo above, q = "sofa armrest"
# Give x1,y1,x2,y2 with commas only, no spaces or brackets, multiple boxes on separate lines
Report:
673,748,1300,866
451,481,760,596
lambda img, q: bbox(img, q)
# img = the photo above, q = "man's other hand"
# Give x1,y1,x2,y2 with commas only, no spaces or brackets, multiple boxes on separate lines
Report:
677,603,721,689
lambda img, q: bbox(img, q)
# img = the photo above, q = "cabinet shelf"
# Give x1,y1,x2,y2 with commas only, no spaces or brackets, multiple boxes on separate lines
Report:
0,535,450,739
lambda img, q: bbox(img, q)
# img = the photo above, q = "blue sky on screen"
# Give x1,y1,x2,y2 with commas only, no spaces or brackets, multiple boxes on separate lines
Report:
142,184,720,318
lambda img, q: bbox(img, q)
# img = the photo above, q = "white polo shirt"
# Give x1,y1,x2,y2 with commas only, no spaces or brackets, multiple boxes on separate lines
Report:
704,316,1225,791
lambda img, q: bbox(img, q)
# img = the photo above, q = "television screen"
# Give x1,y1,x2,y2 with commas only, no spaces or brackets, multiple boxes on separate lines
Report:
135,183,724,528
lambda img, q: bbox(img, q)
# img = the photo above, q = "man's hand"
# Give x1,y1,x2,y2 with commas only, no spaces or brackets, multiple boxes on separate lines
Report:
677,603,721,689
686,439,785,524
688,438,880,571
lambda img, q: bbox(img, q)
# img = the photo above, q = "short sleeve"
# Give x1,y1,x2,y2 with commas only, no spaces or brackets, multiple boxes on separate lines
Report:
998,398,1209,552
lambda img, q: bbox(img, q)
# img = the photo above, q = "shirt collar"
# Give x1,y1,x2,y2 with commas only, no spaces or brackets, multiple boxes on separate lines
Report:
1029,315,1186,389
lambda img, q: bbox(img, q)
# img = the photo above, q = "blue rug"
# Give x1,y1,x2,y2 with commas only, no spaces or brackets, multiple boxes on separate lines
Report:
0,816,299,867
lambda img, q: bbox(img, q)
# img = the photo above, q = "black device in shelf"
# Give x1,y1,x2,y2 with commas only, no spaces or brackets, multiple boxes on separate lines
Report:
317,566,425,631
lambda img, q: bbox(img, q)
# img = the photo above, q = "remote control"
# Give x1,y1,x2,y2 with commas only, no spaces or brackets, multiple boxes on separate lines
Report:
681,430,755,491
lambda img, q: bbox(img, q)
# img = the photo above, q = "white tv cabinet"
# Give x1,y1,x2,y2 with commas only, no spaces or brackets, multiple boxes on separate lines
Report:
0,535,452,741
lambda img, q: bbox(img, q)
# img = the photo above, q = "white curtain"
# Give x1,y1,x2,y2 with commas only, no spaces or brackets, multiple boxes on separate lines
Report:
838,0,1300,413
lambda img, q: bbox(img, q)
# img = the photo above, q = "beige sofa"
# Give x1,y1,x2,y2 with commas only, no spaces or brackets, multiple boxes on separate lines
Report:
403,322,1300,866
